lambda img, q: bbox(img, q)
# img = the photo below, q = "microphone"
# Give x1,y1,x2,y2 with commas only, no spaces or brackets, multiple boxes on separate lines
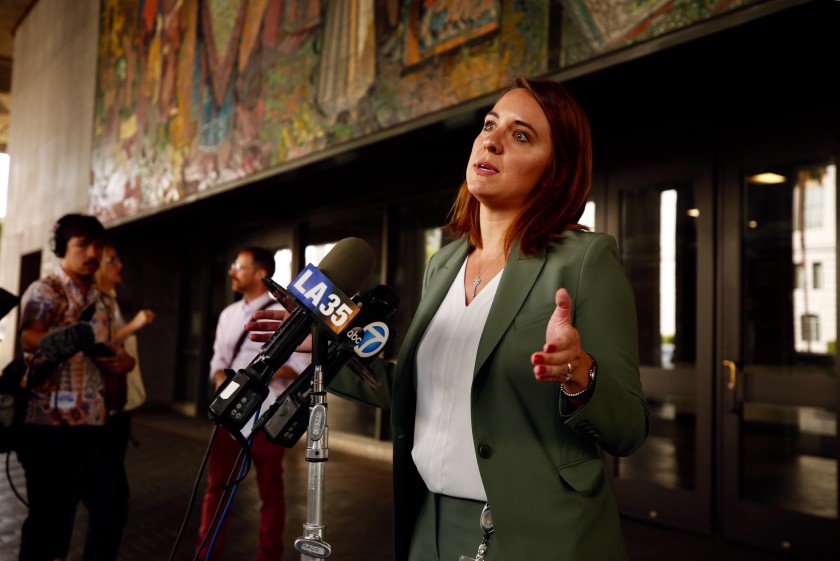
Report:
38,322,95,363
253,284,399,448
207,237,377,433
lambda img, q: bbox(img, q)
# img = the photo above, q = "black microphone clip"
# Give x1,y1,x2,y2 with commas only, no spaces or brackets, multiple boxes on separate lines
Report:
207,368,269,429
206,238,377,433
255,284,400,448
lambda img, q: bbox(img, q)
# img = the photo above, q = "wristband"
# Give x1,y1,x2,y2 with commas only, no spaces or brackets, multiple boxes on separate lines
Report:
560,353,597,398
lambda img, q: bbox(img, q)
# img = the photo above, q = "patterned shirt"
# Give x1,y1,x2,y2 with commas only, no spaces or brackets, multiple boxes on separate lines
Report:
19,269,119,426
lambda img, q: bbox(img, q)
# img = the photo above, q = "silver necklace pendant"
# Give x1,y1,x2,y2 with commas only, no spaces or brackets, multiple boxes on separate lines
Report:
471,250,504,298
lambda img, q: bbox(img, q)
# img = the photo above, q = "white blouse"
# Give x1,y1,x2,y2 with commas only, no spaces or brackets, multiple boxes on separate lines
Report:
412,257,501,501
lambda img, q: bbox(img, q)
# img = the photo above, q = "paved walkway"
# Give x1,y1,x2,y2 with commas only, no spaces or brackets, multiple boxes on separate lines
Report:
0,412,393,561
1,411,790,561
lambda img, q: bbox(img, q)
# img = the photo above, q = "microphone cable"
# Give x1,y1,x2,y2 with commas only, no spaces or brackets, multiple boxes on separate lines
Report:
167,422,253,561
197,431,253,561
4,451,28,506
2,358,30,506
167,423,218,561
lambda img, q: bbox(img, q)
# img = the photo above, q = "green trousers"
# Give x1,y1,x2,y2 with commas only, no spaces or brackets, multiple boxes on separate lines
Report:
408,491,501,561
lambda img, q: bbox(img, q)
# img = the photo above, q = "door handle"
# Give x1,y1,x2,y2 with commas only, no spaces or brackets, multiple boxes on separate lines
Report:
721,360,740,412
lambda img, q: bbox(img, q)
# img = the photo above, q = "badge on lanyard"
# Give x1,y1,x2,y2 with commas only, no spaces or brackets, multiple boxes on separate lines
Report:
54,390,76,411
459,503,494,561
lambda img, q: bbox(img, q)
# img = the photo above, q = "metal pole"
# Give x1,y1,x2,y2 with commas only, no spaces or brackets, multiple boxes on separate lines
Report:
295,328,332,560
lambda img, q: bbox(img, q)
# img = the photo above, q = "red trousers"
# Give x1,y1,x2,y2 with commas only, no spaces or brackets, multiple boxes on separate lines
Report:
196,428,287,561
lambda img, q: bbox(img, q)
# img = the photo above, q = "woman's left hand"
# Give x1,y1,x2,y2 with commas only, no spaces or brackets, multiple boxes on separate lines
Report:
133,309,156,328
530,288,591,390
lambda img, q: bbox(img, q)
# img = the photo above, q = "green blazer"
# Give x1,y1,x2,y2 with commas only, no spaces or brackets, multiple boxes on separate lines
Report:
330,231,649,561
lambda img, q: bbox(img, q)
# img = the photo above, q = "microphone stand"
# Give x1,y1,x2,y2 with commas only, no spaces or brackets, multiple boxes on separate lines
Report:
295,327,332,560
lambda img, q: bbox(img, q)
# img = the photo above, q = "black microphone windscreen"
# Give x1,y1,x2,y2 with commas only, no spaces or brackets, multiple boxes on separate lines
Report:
318,237,376,296
38,322,95,363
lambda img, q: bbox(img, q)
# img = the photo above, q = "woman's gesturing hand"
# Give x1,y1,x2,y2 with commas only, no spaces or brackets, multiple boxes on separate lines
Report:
530,288,592,391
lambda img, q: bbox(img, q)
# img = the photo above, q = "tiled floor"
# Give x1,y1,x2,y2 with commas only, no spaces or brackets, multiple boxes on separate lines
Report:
0,412,393,561
0,411,792,561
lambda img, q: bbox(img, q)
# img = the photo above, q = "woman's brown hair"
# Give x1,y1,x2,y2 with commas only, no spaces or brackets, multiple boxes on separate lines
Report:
445,76,593,256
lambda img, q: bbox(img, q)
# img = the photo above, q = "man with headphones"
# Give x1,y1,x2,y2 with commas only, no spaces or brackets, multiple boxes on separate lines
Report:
16,213,136,561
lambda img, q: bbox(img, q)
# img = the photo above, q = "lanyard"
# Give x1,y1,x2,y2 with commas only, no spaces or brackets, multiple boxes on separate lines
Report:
459,503,494,561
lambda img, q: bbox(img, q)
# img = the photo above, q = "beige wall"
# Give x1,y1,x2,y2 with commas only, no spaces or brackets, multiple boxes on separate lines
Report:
0,0,100,364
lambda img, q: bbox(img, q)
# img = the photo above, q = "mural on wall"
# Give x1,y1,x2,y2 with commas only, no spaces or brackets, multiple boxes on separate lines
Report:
90,0,756,222
90,0,547,221
559,0,761,65
405,0,501,66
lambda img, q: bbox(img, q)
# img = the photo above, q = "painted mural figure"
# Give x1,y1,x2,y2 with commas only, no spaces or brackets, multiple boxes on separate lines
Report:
91,0,552,220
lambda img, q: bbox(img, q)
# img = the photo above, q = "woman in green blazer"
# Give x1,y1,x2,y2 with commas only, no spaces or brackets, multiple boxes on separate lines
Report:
249,77,649,560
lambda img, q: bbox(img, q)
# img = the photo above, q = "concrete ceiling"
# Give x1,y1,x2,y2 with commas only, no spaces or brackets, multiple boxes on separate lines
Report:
0,0,36,153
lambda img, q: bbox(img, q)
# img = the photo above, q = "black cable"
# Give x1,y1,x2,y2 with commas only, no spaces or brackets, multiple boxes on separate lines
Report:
3,360,30,508
4,451,28,506
192,443,248,561
168,424,219,561
168,419,254,561
228,430,253,485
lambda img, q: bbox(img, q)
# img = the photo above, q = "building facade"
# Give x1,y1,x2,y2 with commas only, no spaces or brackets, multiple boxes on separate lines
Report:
0,0,837,558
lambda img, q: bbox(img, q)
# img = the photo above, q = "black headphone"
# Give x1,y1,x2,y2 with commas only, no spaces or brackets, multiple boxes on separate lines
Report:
49,214,107,258
50,219,68,257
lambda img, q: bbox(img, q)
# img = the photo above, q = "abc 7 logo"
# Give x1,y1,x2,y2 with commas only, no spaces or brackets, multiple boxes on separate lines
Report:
346,321,390,358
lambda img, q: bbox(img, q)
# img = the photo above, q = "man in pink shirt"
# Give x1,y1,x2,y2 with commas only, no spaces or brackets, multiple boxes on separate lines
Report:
196,246,309,561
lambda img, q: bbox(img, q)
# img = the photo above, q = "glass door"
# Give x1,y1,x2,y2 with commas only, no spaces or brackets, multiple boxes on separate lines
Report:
719,133,839,557
603,145,715,533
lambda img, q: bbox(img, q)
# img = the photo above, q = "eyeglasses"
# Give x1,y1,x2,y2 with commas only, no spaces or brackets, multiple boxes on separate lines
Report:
105,256,121,265
229,262,254,272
